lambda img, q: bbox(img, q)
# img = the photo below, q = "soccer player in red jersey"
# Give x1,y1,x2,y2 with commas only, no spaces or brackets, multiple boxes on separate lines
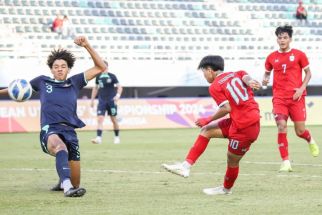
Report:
262,25,319,172
162,55,261,195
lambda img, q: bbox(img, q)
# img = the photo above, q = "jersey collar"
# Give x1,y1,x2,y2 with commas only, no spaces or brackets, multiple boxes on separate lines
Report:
278,48,292,53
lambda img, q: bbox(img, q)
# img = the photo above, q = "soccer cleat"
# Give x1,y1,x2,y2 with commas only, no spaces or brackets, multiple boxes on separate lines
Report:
64,187,86,197
50,181,63,191
114,136,120,144
203,186,232,195
309,139,319,157
91,137,102,144
161,163,190,178
279,160,292,172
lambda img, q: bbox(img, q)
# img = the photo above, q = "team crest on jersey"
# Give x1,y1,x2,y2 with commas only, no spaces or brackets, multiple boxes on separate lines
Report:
289,55,295,61
274,59,279,63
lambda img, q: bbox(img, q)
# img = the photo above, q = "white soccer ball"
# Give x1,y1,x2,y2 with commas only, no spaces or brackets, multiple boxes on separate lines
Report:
8,79,32,102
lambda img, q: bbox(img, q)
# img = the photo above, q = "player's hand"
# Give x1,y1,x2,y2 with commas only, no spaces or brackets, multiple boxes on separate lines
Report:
74,36,89,47
293,88,304,101
195,116,212,127
113,97,119,105
113,93,121,103
262,78,269,88
249,80,262,91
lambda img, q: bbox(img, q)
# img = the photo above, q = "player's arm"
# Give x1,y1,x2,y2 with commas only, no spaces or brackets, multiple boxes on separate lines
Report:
90,85,99,108
0,88,8,96
113,83,123,102
301,67,312,89
242,75,262,90
195,102,231,127
263,56,273,89
262,70,271,89
73,36,106,81
293,67,311,101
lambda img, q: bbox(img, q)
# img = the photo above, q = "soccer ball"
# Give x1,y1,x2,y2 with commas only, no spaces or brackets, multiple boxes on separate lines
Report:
8,79,32,102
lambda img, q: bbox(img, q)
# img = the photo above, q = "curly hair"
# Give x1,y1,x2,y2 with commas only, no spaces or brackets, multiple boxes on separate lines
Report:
275,25,293,38
47,49,76,69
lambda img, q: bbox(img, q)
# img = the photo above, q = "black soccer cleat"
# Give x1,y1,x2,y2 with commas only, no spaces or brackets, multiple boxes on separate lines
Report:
64,187,86,197
50,182,63,191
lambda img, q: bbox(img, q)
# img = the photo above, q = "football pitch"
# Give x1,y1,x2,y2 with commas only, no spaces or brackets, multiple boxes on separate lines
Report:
0,126,321,215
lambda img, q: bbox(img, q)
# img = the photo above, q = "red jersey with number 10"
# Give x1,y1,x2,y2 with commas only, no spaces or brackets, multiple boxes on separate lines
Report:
209,71,260,129
265,48,309,98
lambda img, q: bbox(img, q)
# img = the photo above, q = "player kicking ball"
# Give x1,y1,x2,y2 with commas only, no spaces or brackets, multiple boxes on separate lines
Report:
162,55,261,195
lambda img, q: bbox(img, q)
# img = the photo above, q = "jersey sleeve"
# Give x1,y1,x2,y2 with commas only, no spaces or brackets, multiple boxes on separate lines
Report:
298,51,309,69
112,74,119,84
209,84,228,108
70,73,87,89
264,54,273,72
236,70,248,79
29,75,43,92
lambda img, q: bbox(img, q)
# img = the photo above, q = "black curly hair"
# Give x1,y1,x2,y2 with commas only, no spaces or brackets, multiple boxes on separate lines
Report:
275,25,293,38
47,49,76,69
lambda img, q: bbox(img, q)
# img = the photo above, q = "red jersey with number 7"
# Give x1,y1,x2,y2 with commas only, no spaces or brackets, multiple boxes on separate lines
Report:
209,71,260,129
265,49,309,99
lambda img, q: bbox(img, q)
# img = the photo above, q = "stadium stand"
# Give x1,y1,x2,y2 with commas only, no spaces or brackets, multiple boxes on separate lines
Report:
1,0,322,97
0,0,321,62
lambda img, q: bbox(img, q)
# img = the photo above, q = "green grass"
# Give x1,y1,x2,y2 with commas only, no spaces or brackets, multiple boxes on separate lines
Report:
0,127,322,215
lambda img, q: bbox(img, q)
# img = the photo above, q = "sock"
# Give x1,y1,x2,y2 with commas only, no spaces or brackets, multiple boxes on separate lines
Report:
283,159,291,166
62,179,73,193
185,135,210,165
278,133,288,160
114,129,119,137
97,129,102,137
223,166,239,189
182,161,191,169
297,129,311,143
56,150,71,191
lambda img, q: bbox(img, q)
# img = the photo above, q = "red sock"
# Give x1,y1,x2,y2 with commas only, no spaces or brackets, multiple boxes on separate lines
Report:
278,133,288,160
185,135,210,165
297,129,311,143
223,166,239,189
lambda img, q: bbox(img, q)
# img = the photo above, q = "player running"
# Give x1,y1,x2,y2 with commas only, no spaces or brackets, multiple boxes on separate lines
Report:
262,25,319,172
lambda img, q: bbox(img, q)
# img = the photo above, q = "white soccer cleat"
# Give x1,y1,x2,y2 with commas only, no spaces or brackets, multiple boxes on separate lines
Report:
91,136,102,144
161,163,190,178
203,186,232,196
114,136,120,144
279,160,292,172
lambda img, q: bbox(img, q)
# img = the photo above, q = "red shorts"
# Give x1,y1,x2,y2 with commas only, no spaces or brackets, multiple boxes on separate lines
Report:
218,118,260,156
272,97,306,122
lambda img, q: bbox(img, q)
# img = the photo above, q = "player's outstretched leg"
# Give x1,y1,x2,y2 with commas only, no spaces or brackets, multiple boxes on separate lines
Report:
161,162,190,178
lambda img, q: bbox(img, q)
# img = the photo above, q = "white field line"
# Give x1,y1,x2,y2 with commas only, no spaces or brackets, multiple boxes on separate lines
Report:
0,159,321,179
93,160,322,167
